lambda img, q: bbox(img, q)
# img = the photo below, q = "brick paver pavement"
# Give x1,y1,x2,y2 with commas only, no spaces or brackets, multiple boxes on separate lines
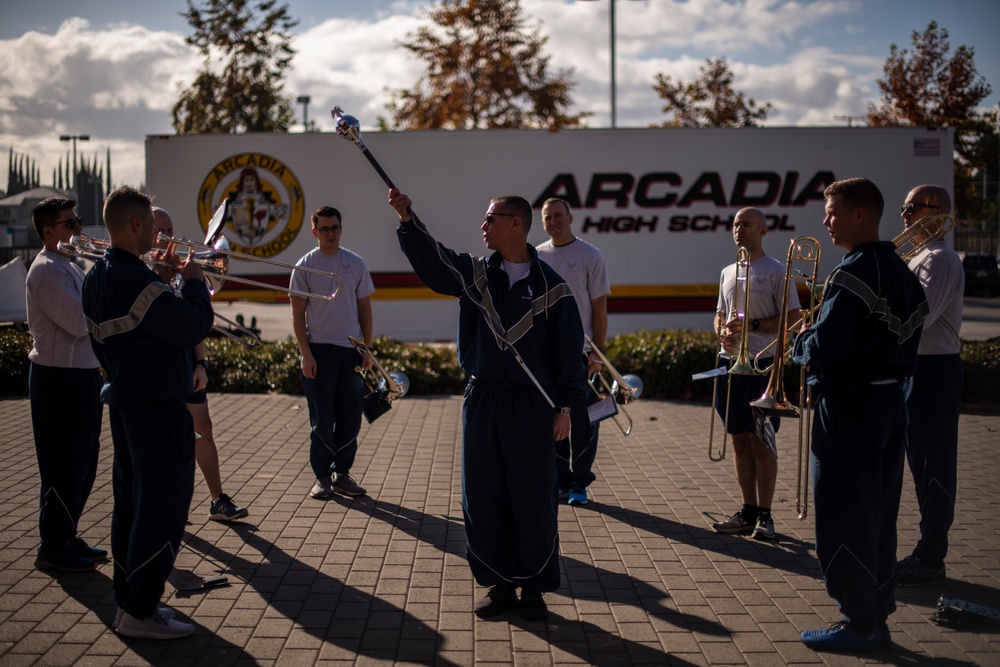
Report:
1,395,998,665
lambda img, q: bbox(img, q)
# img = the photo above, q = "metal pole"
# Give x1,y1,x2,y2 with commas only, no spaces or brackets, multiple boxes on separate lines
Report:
610,0,616,128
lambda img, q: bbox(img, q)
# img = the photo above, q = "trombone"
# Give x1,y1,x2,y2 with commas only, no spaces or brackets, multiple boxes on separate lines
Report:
749,236,822,519
348,336,410,424
584,335,643,436
707,248,761,462
155,233,343,302
894,213,955,261
58,235,261,347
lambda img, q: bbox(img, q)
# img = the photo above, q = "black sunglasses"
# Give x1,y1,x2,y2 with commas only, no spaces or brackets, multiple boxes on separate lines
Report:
900,202,940,215
48,216,83,229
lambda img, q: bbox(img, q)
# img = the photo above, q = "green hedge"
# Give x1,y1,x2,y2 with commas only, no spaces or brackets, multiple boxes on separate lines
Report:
2,328,997,408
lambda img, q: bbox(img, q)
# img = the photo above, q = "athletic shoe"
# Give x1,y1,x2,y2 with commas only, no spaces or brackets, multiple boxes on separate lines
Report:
113,605,174,630
310,477,332,499
801,620,889,651
209,494,249,521
72,537,108,562
474,584,518,618
751,514,776,540
897,554,946,587
35,547,98,573
568,484,588,506
519,589,549,621
557,487,570,501
712,510,754,534
333,473,366,497
116,611,194,640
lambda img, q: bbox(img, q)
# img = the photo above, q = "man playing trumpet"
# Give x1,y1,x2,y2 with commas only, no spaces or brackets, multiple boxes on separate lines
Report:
712,207,797,540
896,185,964,587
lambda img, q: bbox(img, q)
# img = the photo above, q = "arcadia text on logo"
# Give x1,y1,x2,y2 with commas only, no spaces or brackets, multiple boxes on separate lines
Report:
198,153,305,257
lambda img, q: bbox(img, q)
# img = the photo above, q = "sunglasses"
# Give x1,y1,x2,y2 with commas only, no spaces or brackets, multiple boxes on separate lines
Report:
49,216,83,230
483,212,516,226
900,202,940,215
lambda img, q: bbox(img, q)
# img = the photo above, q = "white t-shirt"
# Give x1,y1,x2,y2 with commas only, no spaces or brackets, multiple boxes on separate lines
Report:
535,237,611,344
716,254,787,357
290,247,375,347
908,239,964,355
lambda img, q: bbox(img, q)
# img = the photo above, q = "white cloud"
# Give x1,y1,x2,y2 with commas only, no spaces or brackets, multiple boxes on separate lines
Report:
0,0,896,192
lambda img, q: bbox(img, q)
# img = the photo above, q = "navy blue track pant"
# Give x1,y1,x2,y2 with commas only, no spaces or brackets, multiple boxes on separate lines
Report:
904,354,962,567
810,384,907,632
109,400,195,618
301,342,364,480
462,381,560,592
556,376,600,489
29,363,103,550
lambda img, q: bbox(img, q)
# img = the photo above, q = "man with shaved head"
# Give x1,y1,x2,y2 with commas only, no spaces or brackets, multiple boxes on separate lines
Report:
896,185,964,587
711,207,798,541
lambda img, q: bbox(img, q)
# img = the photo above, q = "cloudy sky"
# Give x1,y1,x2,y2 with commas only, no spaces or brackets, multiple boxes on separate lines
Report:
2,0,998,191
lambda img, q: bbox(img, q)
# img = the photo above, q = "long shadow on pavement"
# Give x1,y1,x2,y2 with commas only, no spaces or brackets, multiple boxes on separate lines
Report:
182,526,462,666
49,567,254,664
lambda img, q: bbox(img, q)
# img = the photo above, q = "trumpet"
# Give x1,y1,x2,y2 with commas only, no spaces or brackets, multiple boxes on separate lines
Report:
584,335,643,436
57,234,261,347
349,336,409,424
894,213,955,261
750,235,822,519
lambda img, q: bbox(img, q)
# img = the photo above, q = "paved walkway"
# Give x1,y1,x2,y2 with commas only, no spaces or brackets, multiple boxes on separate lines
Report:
1,395,999,666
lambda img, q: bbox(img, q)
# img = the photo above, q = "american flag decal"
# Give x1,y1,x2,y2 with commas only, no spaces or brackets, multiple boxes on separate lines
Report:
913,138,941,157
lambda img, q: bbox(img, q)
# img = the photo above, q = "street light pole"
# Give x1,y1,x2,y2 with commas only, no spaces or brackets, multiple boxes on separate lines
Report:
581,0,641,128
296,95,311,132
59,134,90,192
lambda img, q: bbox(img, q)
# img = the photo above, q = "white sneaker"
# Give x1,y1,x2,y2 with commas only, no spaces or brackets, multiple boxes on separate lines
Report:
113,605,175,629
116,610,193,639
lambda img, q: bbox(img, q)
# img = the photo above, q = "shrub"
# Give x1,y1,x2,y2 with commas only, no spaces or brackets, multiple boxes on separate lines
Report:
0,329,32,397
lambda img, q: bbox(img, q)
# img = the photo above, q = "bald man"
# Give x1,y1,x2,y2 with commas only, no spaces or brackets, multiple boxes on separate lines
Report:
711,207,798,541
152,207,248,522
896,185,964,587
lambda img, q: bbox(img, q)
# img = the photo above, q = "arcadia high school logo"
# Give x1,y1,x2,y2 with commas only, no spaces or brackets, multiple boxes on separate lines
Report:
197,153,305,257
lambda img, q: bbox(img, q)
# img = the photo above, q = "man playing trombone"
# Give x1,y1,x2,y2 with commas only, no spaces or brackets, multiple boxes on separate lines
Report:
291,206,374,500
536,197,610,506
896,185,964,587
711,207,795,541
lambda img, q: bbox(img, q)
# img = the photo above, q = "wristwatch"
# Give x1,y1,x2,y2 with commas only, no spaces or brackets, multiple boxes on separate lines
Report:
751,319,760,332
556,406,571,417
194,359,209,370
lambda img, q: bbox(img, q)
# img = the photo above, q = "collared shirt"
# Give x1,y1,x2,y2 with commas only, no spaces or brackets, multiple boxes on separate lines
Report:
26,248,99,369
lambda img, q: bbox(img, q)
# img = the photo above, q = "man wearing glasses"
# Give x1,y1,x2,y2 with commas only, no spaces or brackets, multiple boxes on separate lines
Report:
26,198,105,572
291,206,374,500
896,185,964,587
387,188,585,622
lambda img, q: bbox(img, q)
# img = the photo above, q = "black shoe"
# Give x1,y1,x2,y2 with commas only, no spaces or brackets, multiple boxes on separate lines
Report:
519,589,548,621
35,547,98,573
897,554,946,587
474,584,518,618
72,537,109,562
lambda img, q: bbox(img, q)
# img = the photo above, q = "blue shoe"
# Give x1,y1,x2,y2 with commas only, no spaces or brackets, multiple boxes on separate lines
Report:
801,621,888,651
72,537,108,562
568,485,588,506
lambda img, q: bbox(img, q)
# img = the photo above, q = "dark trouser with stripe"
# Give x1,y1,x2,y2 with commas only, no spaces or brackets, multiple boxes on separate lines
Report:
556,378,600,489
462,380,560,592
811,384,907,632
109,400,195,619
301,343,364,480
904,354,962,568
29,363,103,551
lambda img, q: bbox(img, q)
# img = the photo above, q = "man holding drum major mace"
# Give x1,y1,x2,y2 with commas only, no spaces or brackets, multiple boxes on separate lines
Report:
388,188,586,622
